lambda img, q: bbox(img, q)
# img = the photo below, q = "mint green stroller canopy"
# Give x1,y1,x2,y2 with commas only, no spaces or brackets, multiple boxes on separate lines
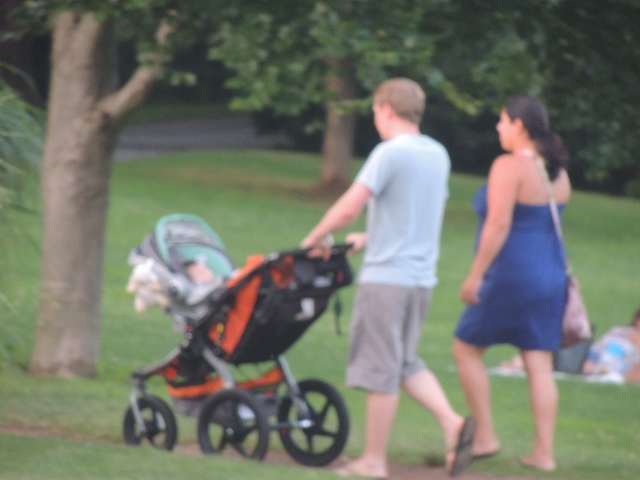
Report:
153,213,234,277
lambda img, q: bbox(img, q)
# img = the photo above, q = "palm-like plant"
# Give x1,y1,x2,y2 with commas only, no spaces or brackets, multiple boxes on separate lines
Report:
0,77,43,214
0,76,43,365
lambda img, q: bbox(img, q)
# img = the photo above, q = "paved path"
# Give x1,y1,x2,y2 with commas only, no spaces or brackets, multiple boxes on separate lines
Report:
115,113,292,160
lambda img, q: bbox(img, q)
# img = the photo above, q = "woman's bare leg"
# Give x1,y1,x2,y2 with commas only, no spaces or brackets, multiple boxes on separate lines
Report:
520,349,557,471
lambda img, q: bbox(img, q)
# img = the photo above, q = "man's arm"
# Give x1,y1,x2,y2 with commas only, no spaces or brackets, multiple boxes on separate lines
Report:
301,181,371,249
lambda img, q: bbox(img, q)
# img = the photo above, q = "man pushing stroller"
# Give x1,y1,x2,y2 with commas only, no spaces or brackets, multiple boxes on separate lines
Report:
301,77,475,478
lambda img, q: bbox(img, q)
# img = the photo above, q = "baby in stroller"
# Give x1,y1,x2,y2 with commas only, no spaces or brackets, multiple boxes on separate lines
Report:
125,213,232,325
123,214,353,466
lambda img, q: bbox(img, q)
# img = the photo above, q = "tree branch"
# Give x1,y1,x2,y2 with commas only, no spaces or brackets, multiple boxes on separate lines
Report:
98,16,175,123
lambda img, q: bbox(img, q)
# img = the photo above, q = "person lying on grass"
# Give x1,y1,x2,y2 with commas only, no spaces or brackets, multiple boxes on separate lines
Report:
500,306,640,383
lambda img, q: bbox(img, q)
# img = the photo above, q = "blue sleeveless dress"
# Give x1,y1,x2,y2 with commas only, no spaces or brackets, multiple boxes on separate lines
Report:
454,185,567,351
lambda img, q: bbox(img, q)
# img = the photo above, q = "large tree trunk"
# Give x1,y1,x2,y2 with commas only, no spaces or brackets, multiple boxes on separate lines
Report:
29,12,164,378
319,56,357,192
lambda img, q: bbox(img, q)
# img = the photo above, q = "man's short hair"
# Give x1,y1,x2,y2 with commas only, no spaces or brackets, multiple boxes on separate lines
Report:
373,78,426,125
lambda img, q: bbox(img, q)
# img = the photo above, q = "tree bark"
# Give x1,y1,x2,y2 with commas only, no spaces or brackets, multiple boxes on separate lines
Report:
319,56,357,192
29,11,164,378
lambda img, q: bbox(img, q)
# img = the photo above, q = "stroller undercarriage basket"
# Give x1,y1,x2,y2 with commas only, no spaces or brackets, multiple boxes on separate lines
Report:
123,216,353,467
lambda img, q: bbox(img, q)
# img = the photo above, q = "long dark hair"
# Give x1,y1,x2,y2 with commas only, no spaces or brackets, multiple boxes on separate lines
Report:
504,95,568,181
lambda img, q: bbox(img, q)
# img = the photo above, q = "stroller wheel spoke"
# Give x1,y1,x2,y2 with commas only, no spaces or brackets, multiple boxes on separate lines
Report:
314,399,331,425
305,403,338,439
278,379,349,467
216,431,230,451
313,425,339,439
198,389,270,459
302,430,316,453
123,395,178,451
145,422,161,443
231,439,249,457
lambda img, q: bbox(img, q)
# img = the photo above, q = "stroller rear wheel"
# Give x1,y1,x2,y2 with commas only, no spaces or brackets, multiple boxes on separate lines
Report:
123,395,178,450
197,388,270,459
277,378,349,466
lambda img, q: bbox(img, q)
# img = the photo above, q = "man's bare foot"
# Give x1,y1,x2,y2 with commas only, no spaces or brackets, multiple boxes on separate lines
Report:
333,458,388,479
443,416,465,463
518,454,556,472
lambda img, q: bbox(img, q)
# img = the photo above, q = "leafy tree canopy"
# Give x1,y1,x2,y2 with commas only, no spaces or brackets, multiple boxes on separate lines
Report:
208,1,539,117
208,0,640,195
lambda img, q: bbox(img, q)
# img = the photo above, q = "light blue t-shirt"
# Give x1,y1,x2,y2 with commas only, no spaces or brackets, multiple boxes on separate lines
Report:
355,134,450,287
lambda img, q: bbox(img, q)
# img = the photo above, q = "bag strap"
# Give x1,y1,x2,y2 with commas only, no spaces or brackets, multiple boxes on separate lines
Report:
532,154,564,242
524,150,571,273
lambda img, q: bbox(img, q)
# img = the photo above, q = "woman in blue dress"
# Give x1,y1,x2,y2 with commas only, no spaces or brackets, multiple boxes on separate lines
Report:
452,95,571,472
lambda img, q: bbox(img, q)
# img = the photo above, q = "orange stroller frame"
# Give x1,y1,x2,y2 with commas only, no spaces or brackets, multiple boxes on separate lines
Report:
123,243,353,466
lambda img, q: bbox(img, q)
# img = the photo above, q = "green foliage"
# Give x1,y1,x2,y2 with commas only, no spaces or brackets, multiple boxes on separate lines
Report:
0,81,43,364
9,0,231,95
209,0,494,117
0,80,43,212
208,1,323,115
8,1,640,194
530,0,640,194
207,0,640,196
428,3,545,110
428,0,640,195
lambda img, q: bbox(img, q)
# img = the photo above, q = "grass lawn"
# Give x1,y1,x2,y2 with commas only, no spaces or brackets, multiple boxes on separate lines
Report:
1,148,639,480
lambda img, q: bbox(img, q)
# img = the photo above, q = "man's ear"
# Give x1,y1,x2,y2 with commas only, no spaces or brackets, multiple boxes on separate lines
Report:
381,102,395,119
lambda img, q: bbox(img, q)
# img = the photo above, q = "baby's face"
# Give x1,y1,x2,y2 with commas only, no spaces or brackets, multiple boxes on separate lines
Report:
185,262,214,283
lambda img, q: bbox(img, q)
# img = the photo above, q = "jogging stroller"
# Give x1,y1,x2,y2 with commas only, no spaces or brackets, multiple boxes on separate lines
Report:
122,214,353,466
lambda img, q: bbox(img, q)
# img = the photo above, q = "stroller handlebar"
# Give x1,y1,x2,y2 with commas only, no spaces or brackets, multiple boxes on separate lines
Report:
267,243,354,260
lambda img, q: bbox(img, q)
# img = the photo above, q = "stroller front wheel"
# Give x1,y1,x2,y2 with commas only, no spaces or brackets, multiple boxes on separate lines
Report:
197,388,270,460
277,378,349,466
123,395,178,450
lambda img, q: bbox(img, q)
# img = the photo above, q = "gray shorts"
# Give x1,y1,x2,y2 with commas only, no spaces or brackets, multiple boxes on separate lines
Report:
346,283,433,394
